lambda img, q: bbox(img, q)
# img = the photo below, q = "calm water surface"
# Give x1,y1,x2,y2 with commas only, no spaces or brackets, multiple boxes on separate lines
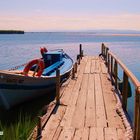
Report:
0,32,140,123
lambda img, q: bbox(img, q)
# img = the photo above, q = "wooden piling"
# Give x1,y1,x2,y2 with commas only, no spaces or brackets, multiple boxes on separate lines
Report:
56,69,60,104
114,60,118,89
75,62,77,73
136,93,140,140
102,43,105,56
122,72,128,111
134,88,140,140
107,53,110,73
105,47,109,64
101,43,104,55
77,54,80,65
82,50,84,57
79,44,82,58
72,65,75,79
110,56,113,82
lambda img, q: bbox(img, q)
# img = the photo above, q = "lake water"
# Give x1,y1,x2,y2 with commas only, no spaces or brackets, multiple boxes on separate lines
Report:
0,31,140,123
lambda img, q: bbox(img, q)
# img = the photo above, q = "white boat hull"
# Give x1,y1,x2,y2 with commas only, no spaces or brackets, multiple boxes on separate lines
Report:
0,50,73,109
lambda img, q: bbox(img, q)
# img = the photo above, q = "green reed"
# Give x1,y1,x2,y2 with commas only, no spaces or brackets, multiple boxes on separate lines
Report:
0,91,55,140
0,113,37,140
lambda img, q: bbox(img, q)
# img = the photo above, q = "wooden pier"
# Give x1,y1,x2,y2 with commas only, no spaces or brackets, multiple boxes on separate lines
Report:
32,44,140,140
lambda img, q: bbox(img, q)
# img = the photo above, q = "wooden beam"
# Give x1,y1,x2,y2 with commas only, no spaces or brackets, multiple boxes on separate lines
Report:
104,127,118,140
85,74,96,127
114,60,118,89
58,127,75,140
122,71,128,111
56,69,60,104
71,74,88,128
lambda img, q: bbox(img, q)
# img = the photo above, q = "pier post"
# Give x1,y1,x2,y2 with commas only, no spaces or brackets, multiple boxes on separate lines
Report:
56,69,60,104
75,62,77,73
122,72,128,111
110,56,113,82
77,54,80,65
102,43,105,56
101,43,104,55
105,47,109,64
37,116,42,139
107,53,110,73
72,65,75,79
114,60,118,89
79,44,82,58
134,88,140,140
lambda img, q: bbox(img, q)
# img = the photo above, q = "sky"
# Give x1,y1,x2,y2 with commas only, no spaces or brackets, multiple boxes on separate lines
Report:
0,0,140,31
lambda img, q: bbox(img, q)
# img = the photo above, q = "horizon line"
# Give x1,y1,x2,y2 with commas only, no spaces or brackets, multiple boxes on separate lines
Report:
24,29,140,33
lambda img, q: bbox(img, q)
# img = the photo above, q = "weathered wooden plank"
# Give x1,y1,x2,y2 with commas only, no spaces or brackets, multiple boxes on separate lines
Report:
95,74,107,127
96,127,104,140
89,127,97,140
60,78,76,105
91,59,95,73
85,74,96,127
60,59,87,128
73,127,90,140
117,128,125,140
95,59,101,73
41,56,126,140
94,74,104,106
52,126,62,140
42,106,66,140
71,74,89,128
101,62,108,74
82,128,89,140
84,57,91,73
73,129,83,140
104,127,118,140
96,106,107,127
58,127,75,140
89,127,104,140
95,56,99,60
101,74,124,129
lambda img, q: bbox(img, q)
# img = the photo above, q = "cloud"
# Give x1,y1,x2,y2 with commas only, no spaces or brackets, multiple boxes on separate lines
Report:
0,13,140,31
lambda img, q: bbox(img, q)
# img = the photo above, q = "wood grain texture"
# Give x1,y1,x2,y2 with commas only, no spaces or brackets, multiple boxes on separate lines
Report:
41,56,127,140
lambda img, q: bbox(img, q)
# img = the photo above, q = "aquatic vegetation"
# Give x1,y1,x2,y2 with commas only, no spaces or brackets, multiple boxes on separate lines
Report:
0,114,37,140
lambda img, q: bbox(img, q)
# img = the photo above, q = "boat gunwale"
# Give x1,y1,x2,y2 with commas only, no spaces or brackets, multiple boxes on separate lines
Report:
0,51,73,79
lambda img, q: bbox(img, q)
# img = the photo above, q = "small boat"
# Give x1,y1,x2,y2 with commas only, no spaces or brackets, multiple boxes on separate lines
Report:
0,48,73,109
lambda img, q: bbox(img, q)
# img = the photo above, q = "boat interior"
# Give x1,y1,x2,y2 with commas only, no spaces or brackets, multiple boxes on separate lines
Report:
6,51,68,77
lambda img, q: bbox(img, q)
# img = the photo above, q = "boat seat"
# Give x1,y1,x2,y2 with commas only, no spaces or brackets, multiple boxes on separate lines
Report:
42,61,64,76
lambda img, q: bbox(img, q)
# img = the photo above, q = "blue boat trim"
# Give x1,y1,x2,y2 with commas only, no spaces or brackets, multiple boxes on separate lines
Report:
0,49,73,109
42,61,64,76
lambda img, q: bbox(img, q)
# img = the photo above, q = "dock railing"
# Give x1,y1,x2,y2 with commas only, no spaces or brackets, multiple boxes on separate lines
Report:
101,43,140,140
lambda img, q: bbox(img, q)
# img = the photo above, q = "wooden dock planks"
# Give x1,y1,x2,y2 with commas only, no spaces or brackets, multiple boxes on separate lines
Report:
104,127,118,140
89,127,104,140
58,127,75,140
101,74,124,129
84,57,91,73
41,106,65,140
41,56,126,140
71,74,88,128
60,57,87,128
85,74,96,127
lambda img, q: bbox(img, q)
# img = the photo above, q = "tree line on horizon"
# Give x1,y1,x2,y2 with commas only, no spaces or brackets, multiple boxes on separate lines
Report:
0,30,24,34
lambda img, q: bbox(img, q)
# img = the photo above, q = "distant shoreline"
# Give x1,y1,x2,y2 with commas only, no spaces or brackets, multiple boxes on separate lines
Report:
0,30,24,34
